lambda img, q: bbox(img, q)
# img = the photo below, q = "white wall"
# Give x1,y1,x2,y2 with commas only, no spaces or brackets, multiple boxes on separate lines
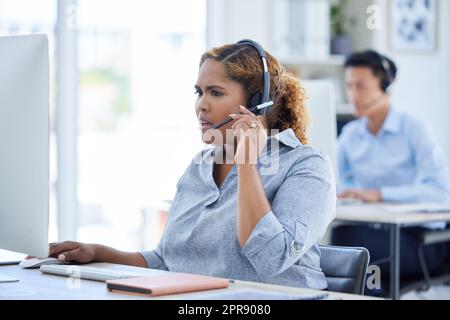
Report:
207,0,329,57
371,0,450,164
206,0,272,49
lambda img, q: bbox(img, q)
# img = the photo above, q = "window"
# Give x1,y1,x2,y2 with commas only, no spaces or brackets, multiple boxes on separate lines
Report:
0,0,207,251
76,0,206,250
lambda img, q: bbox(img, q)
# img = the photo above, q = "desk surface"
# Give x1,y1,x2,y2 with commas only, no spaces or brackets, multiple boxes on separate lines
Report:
336,203,450,225
0,263,375,300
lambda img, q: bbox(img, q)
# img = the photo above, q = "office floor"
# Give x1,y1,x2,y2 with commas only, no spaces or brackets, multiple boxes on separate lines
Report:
401,284,450,300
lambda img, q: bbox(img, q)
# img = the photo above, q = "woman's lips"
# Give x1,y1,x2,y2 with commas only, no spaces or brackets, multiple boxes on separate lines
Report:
199,121,213,131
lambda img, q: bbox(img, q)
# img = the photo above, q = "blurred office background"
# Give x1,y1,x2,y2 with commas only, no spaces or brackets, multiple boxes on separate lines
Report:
0,0,449,254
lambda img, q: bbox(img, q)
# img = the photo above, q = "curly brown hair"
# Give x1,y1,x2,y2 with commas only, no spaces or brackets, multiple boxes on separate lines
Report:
200,43,310,144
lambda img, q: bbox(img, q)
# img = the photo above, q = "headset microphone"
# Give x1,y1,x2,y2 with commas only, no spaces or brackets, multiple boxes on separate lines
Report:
212,101,274,130
361,94,386,110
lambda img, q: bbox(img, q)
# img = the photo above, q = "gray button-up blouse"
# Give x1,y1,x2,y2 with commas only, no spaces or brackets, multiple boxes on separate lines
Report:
140,128,336,290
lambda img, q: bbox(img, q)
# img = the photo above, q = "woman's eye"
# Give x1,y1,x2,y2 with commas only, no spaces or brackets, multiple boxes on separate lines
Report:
194,90,202,97
211,90,222,97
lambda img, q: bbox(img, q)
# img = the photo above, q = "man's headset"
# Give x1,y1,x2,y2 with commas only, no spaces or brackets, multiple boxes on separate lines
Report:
212,39,274,130
376,52,395,93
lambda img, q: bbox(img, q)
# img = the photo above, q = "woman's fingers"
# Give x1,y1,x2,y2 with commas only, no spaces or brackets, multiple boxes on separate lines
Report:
57,248,81,262
229,106,268,166
238,105,257,116
49,246,65,258
49,241,80,258
238,105,259,121
48,241,95,264
231,117,255,131
237,106,263,126
230,113,262,131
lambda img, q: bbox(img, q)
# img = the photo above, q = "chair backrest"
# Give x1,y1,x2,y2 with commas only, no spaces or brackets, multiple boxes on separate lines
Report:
319,244,370,295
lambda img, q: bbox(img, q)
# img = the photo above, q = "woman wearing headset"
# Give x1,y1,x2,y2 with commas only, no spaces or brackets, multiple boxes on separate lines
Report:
47,41,336,289
332,50,450,290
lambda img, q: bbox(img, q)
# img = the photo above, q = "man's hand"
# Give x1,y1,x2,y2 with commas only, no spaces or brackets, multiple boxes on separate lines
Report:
338,189,382,203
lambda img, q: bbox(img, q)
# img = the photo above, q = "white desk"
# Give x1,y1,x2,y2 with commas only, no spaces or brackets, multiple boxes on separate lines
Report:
337,203,450,225
336,203,450,300
0,262,375,300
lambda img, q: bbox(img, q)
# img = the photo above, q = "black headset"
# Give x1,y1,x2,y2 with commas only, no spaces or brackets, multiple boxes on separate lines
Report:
237,39,273,115
374,51,395,92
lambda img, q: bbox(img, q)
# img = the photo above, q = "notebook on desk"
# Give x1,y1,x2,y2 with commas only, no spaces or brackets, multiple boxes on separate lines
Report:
106,273,230,297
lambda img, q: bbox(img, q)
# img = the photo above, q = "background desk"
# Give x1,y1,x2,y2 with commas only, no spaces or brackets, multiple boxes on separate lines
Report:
0,262,374,300
335,204,450,300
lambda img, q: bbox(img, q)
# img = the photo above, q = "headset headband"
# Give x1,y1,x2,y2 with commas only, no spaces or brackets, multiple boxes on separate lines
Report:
375,51,393,91
237,39,271,114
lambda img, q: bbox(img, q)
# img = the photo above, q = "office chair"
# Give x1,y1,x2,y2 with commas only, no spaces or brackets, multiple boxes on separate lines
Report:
399,226,450,295
319,244,370,295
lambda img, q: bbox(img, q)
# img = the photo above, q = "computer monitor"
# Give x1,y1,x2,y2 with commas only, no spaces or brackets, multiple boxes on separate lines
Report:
0,34,50,263
337,113,356,137
302,79,339,183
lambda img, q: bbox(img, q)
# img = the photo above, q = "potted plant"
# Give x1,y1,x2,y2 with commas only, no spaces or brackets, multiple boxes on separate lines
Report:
330,0,357,55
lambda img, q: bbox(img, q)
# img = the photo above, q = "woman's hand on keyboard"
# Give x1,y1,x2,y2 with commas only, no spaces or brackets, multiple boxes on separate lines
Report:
48,241,97,264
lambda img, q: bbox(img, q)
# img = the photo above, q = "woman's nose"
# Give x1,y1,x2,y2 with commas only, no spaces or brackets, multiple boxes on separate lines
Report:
196,97,209,112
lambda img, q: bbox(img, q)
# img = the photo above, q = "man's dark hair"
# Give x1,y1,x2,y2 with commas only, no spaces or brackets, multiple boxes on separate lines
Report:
344,50,397,92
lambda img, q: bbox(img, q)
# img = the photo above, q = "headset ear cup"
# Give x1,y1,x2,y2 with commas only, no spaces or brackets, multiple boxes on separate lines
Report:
249,93,261,113
382,77,392,92
381,79,389,92
380,56,393,92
